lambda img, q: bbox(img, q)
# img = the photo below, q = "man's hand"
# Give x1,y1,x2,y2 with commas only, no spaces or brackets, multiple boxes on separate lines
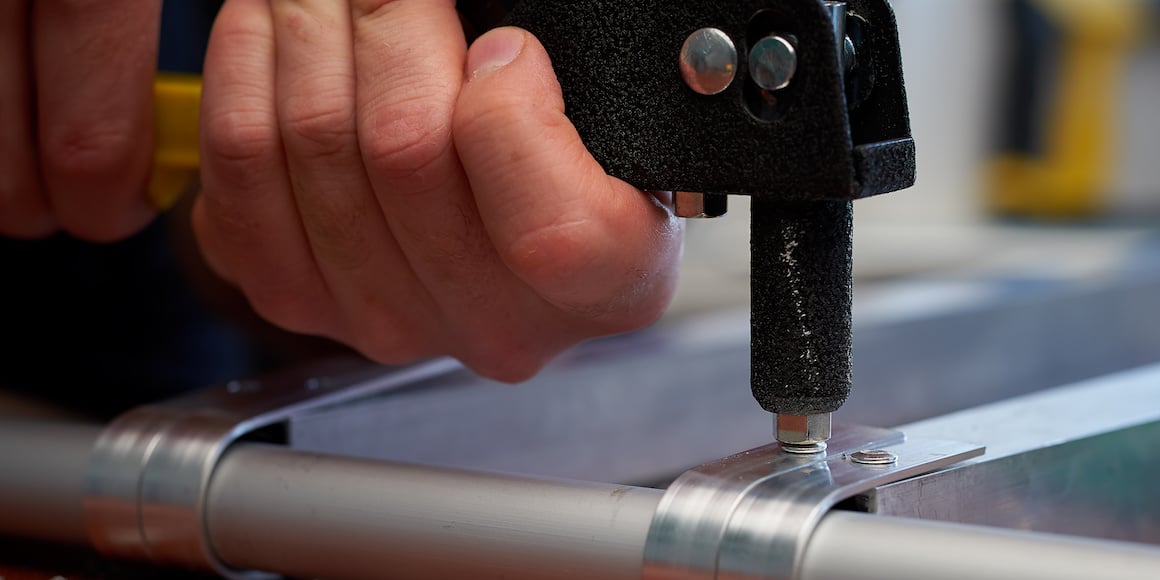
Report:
193,0,684,381
0,0,161,241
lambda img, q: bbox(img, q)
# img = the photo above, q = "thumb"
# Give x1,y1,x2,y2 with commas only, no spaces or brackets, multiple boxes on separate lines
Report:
453,27,682,327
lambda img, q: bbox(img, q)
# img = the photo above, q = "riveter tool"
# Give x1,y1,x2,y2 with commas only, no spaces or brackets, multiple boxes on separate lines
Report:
502,0,916,451
148,0,915,452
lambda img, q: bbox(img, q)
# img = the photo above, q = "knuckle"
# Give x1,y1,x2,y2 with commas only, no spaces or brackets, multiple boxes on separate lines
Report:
212,8,271,48
203,110,279,168
360,97,452,180
350,0,393,20
40,121,139,182
504,218,599,299
281,93,355,160
454,87,565,146
455,96,526,139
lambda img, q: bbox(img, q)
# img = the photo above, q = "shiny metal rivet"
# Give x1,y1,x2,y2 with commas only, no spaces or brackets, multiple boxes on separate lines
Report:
749,35,797,91
680,28,738,95
849,449,898,465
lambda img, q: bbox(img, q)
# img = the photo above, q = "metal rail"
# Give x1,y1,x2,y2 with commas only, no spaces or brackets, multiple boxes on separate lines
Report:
207,444,659,580
803,512,1160,580
2,419,1159,579
0,418,96,545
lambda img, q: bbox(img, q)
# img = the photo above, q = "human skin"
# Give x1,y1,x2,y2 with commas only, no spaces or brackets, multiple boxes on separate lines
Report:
2,0,684,382
0,0,161,241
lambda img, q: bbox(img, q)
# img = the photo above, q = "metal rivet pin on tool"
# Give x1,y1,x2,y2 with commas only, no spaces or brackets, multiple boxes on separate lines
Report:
749,35,797,91
777,413,832,454
680,28,737,95
849,449,898,465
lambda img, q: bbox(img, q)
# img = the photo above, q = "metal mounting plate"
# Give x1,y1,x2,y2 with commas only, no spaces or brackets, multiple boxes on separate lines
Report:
643,424,984,580
83,356,461,577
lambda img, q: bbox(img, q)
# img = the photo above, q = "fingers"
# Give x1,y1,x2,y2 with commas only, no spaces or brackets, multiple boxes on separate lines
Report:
351,0,555,373
454,28,683,329
33,0,161,242
197,7,682,381
350,0,469,274
270,0,438,362
195,0,336,337
0,1,53,238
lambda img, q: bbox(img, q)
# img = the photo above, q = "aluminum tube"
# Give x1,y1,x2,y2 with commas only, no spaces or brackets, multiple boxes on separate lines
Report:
206,444,663,580
0,418,100,544
803,512,1160,580
208,445,1160,580
4,420,1160,580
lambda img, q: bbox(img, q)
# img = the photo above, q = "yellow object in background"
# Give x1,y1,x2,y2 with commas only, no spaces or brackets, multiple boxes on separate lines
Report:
149,73,202,211
987,0,1148,219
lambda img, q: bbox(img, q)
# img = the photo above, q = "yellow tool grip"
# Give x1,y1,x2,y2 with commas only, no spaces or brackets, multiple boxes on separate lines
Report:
149,72,203,211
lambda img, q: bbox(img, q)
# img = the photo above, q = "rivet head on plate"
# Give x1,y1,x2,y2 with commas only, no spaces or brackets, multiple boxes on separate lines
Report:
849,449,898,465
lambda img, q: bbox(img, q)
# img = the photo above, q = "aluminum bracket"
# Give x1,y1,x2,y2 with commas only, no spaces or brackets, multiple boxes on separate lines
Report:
643,424,985,580
82,356,461,577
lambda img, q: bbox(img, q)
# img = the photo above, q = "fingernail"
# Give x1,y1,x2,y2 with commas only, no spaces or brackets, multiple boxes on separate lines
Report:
467,27,526,80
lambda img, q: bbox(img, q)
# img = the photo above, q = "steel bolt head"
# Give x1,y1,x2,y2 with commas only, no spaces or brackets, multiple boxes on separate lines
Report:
749,35,797,91
777,413,832,454
680,28,738,95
